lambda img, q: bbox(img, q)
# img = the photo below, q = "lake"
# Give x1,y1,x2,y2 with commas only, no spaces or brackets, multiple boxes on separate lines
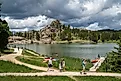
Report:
9,43,118,60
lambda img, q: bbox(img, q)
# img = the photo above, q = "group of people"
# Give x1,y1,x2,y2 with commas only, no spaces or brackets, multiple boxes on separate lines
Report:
46,56,87,74
47,57,65,72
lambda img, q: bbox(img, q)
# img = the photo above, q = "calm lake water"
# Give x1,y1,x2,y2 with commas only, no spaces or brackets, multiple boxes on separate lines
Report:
10,43,118,60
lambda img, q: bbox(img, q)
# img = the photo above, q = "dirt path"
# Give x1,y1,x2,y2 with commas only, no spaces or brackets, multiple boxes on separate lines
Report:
0,48,59,72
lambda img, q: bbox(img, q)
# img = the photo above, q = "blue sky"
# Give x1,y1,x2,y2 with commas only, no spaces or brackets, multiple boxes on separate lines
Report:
1,0,121,31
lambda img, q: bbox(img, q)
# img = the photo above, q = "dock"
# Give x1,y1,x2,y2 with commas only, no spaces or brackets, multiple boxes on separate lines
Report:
89,57,105,72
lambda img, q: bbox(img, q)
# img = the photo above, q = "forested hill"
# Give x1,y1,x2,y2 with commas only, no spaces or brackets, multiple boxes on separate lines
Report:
14,20,121,44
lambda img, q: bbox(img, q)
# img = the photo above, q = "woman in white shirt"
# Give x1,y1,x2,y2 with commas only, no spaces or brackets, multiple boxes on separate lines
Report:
47,57,53,71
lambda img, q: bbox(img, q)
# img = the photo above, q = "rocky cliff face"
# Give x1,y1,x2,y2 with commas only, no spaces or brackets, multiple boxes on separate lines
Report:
40,25,60,44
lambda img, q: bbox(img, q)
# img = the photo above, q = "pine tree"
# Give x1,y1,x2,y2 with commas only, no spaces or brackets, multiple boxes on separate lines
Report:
105,40,121,72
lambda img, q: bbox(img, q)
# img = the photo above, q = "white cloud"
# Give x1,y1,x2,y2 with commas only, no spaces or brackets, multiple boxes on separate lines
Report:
10,28,29,32
100,4,121,16
1,0,121,30
2,15,54,31
82,0,106,16
86,22,109,31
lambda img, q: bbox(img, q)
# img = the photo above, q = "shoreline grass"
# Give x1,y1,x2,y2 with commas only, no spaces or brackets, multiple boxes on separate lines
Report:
0,60,43,73
60,57,92,71
22,49,38,57
1,48,14,54
16,55,93,71
25,49,39,55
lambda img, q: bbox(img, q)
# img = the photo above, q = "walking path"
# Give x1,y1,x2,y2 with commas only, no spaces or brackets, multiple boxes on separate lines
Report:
0,48,58,72
0,72,120,77
0,48,121,77
89,57,105,71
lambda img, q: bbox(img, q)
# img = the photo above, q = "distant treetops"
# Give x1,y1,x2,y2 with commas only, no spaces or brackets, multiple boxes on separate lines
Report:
14,20,121,43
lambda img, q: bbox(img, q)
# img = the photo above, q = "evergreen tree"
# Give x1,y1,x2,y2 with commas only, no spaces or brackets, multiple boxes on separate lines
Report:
102,40,121,72
0,19,10,51
89,32,98,43
109,41,121,72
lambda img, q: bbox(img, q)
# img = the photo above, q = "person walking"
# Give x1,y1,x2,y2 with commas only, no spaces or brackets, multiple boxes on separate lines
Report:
62,58,65,72
80,59,86,74
18,47,19,51
98,54,100,59
59,60,63,72
47,57,53,71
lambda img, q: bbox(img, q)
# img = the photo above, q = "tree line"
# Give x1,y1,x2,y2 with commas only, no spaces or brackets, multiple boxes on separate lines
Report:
15,20,121,43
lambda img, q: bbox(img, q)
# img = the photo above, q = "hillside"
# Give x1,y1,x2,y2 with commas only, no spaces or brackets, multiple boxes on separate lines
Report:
13,20,121,44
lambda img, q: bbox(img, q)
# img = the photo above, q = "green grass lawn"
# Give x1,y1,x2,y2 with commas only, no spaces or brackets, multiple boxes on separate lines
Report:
16,56,47,67
2,49,14,54
61,57,92,71
16,55,93,71
0,60,43,73
22,49,38,57
25,49,39,55
0,76,120,81
0,76,74,81
74,76,121,81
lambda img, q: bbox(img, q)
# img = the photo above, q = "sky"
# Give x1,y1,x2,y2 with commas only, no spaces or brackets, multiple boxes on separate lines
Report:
1,0,121,32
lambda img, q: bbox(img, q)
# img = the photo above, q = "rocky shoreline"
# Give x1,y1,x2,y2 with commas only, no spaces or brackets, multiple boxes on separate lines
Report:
9,39,95,44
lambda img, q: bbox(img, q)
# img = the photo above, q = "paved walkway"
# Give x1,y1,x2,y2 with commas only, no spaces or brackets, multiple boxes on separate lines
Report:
0,72,120,77
0,48,59,72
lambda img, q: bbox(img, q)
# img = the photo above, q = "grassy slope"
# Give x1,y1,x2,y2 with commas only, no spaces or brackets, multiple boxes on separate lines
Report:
0,76,74,81
0,76,120,81
0,60,42,73
60,57,92,71
26,49,39,54
0,49,14,55
22,50,38,57
16,55,93,71
3,49,14,53
16,56,47,67
75,76,121,81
